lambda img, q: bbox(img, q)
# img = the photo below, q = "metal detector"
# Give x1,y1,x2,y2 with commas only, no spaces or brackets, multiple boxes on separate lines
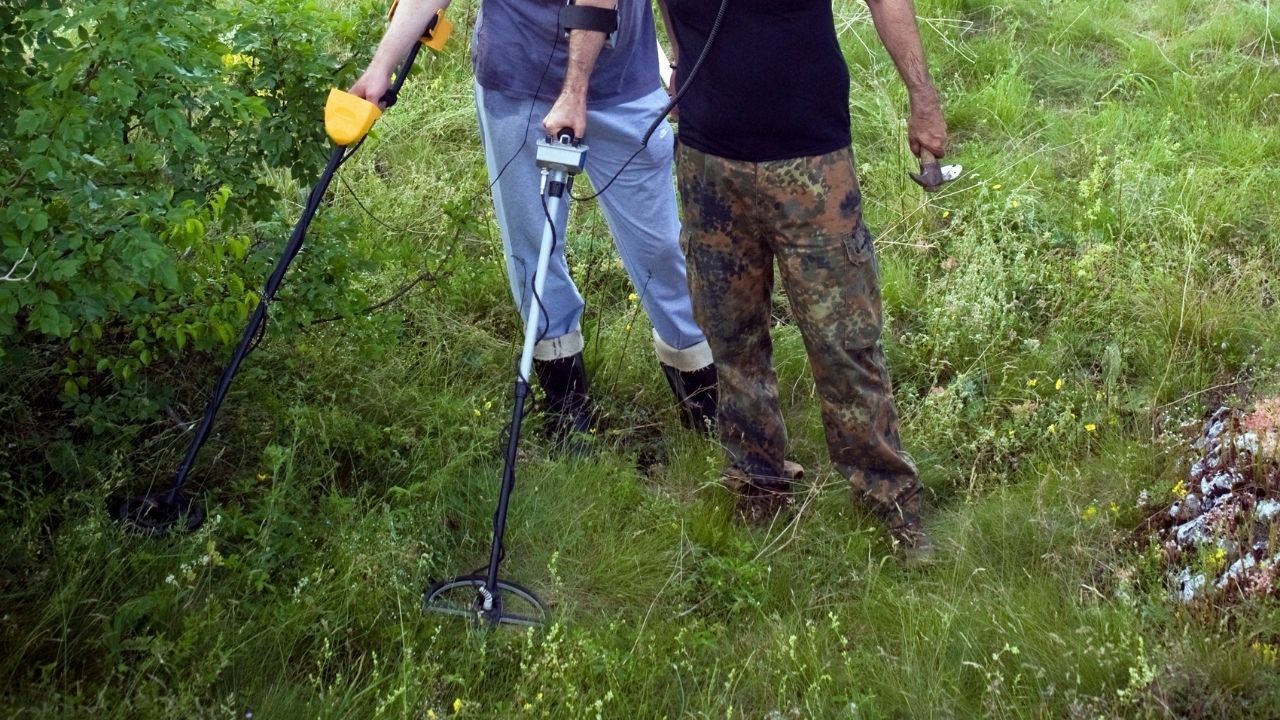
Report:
421,131,587,628
110,12,452,536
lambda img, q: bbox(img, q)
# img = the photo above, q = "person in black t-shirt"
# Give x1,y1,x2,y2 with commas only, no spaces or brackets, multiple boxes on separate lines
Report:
657,0,947,560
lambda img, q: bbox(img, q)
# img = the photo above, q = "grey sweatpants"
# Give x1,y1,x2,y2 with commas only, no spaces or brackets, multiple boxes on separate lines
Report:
475,82,711,370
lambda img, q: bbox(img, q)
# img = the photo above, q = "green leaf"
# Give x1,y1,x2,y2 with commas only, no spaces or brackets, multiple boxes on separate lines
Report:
15,108,46,135
156,260,178,290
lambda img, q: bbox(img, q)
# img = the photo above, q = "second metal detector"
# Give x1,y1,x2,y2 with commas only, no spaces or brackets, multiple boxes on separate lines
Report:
110,11,452,535
422,131,588,628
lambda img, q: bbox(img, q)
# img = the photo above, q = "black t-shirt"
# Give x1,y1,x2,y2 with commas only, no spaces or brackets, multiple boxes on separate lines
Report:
666,0,852,162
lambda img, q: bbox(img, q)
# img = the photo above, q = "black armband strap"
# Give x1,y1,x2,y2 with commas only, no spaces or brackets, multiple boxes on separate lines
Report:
560,2,618,35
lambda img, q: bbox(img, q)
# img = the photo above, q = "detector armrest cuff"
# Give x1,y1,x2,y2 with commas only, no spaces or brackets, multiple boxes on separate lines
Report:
386,1,452,51
560,3,618,36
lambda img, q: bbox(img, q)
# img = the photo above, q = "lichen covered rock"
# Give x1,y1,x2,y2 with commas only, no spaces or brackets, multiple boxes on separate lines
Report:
1154,399,1280,603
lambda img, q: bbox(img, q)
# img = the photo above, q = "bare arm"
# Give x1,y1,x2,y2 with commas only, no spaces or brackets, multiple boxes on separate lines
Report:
543,0,616,138
654,0,681,117
863,0,946,158
655,0,679,66
350,0,452,106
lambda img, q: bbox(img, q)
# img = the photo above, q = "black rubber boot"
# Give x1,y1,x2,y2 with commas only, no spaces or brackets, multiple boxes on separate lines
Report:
533,352,595,450
661,362,718,434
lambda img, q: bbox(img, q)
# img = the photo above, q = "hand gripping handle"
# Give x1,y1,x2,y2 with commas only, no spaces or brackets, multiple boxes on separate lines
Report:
909,149,945,192
324,9,451,146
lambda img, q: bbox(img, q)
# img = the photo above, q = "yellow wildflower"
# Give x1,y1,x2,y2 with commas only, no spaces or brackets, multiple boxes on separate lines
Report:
1010,200,1020,208
1026,378,1038,388
1082,505,1098,520
1252,642,1278,664
627,292,638,303
1085,423,1097,433
1172,479,1188,499
942,210,951,219
221,53,253,68
1209,547,1227,569
454,698,463,714
993,183,1004,190
1055,377,1064,390
1048,423,1057,434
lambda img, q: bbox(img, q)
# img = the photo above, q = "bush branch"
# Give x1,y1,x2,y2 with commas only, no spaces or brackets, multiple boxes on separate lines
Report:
2,249,36,282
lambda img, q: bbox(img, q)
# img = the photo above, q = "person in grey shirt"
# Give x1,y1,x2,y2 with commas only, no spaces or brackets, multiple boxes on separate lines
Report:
352,0,717,445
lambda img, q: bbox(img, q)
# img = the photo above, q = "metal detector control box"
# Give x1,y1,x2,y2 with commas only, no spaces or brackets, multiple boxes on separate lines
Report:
535,135,588,176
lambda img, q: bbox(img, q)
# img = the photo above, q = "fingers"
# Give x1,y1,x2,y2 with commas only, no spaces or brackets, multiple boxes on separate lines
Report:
909,135,946,160
542,119,584,138
349,76,387,106
908,123,947,159
542,110,586,139
917,142,944,159
540,116,562,137
908,102,948,160
921,136,946,159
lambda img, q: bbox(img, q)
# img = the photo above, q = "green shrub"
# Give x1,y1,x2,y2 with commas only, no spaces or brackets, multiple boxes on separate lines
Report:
0,0,377,430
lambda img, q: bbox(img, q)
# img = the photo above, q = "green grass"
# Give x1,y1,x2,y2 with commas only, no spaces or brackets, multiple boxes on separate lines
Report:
3,0,1280,716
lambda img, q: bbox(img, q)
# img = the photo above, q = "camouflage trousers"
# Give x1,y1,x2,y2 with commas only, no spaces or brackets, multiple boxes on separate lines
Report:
676,144,922,529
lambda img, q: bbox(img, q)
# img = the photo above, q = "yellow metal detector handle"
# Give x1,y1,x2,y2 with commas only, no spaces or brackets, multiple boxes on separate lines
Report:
324,7,451,147
325,90,383,147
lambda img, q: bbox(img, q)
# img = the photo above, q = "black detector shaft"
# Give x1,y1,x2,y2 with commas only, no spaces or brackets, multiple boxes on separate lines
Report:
111,28,437,535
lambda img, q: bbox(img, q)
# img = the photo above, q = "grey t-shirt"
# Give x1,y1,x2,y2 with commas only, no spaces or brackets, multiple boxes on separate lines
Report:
472,0,660,106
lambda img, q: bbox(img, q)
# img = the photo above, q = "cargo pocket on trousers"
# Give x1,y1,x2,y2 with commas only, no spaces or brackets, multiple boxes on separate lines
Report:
839,222,874,265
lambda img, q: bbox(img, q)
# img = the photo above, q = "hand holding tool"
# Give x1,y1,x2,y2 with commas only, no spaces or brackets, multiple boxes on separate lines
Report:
908,149,962,192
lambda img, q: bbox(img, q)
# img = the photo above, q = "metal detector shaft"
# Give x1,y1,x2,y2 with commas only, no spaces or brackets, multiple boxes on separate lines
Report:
160,36,432,504
163,145,345,503
115,11,452,536
484,169,569,598
381,39,422,109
